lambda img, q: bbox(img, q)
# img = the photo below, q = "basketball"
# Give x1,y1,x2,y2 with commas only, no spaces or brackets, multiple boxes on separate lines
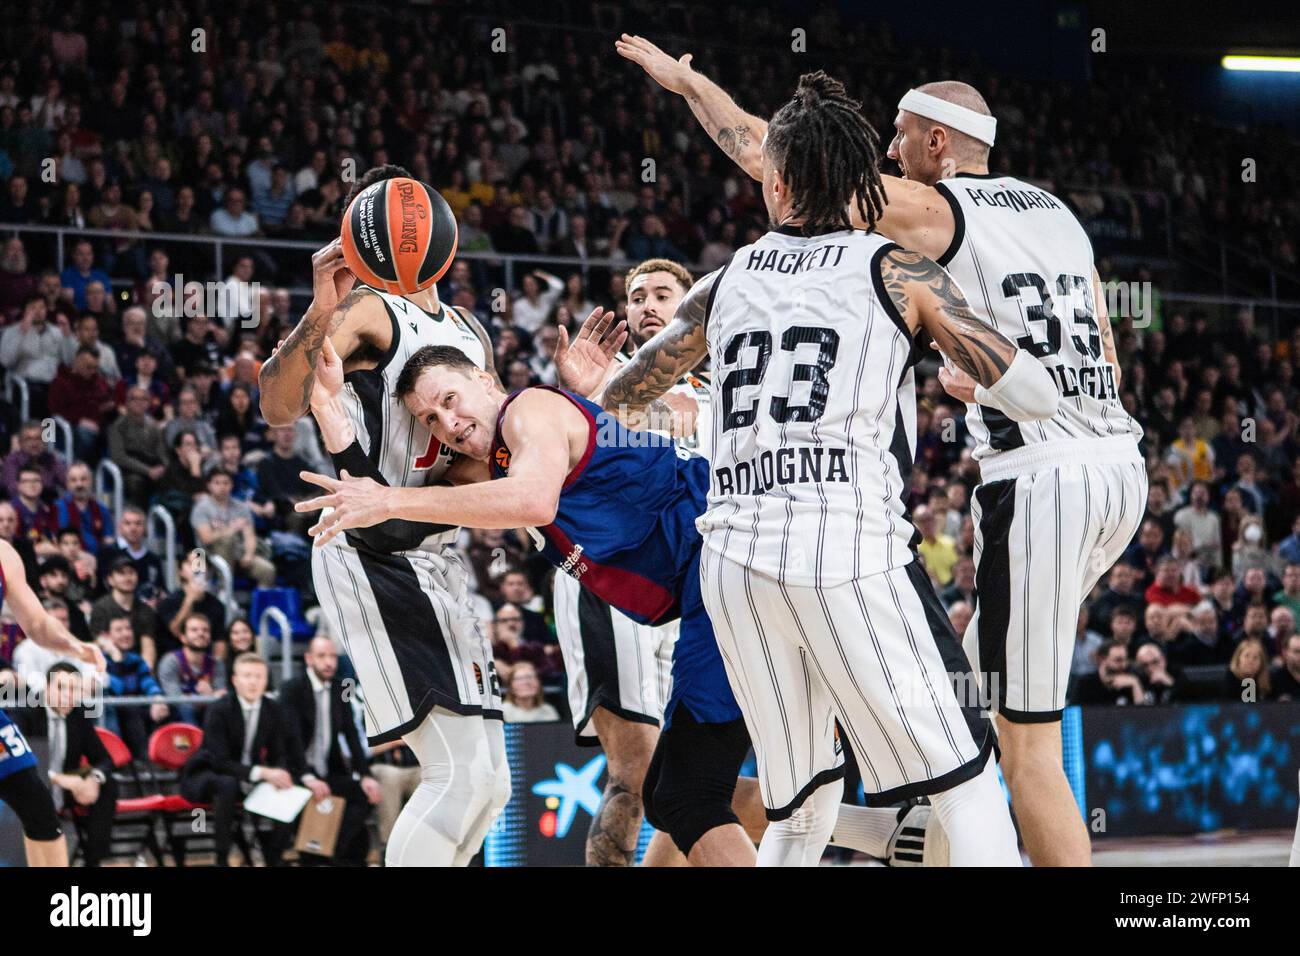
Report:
340,176,458,295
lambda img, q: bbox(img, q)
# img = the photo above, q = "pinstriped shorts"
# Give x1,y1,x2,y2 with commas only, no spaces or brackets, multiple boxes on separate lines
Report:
699,547,993,819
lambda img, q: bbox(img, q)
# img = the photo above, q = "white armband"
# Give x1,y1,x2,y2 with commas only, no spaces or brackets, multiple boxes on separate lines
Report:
972,350,1059,422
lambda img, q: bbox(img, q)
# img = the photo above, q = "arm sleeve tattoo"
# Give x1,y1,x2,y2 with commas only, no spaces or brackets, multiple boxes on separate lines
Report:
260,288,369,419
601,271,717,414
880,249,1016,388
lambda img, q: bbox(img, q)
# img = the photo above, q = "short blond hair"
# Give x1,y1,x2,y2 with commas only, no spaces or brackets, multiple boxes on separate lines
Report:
233,651,268,672
625,259,693,296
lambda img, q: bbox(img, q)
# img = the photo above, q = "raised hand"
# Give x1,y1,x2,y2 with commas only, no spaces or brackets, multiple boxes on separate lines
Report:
615,34,698,95
310,238,357,315
295,470,390,547
555,306,627,397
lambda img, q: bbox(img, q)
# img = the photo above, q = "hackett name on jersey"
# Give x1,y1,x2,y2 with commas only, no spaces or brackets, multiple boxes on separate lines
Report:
962,185,1062,212
745,243,848,274
714,444,850,496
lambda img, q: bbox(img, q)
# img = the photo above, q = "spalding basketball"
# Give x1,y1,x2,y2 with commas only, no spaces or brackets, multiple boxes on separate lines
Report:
340,177,458,295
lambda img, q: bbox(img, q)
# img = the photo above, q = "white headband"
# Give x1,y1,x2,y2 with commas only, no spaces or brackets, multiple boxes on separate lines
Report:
897,89,996,146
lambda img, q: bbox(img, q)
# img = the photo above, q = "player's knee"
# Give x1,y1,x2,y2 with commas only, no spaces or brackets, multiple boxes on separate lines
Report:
4,768,62,842
646,767,739,857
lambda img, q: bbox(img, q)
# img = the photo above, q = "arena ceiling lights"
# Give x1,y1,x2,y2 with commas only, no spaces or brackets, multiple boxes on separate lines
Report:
1221,54,1300,72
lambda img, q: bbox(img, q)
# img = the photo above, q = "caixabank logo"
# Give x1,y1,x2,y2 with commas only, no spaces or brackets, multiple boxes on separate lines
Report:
531,754,606,838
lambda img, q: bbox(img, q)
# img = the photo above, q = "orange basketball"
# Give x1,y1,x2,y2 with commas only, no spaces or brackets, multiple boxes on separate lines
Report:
340,177,458,295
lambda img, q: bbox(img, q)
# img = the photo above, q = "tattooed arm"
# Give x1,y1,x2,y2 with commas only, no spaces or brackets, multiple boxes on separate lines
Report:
600,272,715,416
259,239,385,425
1092,267,1121,389
880,248,1059,421
615,34,765,180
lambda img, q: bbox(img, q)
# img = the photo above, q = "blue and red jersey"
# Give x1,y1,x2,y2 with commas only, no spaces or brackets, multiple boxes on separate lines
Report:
489,386,709,627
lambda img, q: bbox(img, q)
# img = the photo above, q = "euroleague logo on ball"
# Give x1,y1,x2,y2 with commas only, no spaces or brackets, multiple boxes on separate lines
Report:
341,175,456,295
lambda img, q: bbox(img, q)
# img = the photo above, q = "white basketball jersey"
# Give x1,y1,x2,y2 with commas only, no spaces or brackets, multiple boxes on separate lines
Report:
696,226,919,588
341,289,487,548
933,174,1141,461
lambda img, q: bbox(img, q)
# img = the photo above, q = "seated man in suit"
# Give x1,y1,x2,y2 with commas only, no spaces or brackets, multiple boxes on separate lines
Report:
282,637,382,865
17,663,119,866
179,652,302,866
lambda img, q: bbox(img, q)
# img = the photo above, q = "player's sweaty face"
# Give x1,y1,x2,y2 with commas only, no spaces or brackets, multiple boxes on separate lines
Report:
627,272,685,345
405,366,498,461
888,111,938,185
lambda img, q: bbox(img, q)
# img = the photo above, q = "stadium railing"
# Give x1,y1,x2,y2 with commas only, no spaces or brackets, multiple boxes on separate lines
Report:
94,458,124,528
146,504,178,593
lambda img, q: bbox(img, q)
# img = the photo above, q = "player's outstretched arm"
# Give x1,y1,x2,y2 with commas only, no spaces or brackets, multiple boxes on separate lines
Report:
600,272,713,415
618,35,955,258
0,540,103,672
880,248,1058,422
259,238,371,425
296,390,581,545
616,34,765,180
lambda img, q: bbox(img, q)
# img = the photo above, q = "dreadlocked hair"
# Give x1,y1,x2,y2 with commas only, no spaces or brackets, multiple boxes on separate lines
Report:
764,71,886,234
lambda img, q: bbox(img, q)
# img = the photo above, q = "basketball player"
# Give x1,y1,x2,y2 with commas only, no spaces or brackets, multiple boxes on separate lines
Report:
259,165,513,866
297,343,761,867
0,538,104,866
560,268,951,867
548,258,714,866
567,70,1067,866
619,35,1146,866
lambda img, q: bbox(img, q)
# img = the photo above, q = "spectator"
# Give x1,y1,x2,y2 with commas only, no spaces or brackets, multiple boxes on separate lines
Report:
226,618,256,657
89,556,159,662
255,424,315,535
502,661,560,723
191,468,276,588
155,554,229,663
170,314,224,379
97,506,164,596
1269,633,1300,701
157,611,227,715
215,383,267,452
511,270,563,334
1071,606,1105,677
1271,607,1296,659
1,420,66,503
0,296,68,415
54,528,98,604
1278,515,1300,566
1172,481,1221,570
52,462,114,558
36,556,91,643
62,315,120,383
1122,520,1166,589
13,465,59,557
940,557,976,608
177,652,296,866
0,236,38,319
154,430,207,528
1069,640,1144,706
280,637,380,866
95,611,169,756
1133,643,1180,705
1274,563,1300,620
497,568,552,645
1221,637,1271,702
17,663,118,867
163,388,218,457
48,347,114,461
914,503,959,586
1144,555,1201,608
209,187,259,238
1108,606,1139,651
0,501,40,590
106,387,168,506
1230,515,1270,580
57,241,110,312
491,603,561,679
1169,601,1235,667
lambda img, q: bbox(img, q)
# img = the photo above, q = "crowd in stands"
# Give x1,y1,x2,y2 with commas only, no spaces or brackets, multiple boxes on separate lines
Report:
0,0,1295,857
